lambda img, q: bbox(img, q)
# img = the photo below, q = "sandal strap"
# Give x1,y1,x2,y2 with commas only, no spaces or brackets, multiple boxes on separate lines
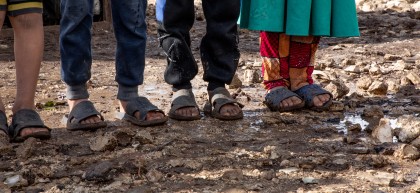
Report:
209,87,244,113
264,87,303,111
170,89,198,112
125,97,163,121
9,109,50,139
294,84,333,107
68,101,104,124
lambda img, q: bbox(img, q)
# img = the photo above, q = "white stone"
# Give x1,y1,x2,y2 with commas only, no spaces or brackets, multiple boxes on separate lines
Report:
372,118,394,143
406,72,420,85
344,65,361,73
396,115,420,143
302,177,318,184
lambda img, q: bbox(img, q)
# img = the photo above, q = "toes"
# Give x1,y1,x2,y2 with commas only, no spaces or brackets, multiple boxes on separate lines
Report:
290,96,303,105
20,127,49,137
313,94,330,107
220,104,241,116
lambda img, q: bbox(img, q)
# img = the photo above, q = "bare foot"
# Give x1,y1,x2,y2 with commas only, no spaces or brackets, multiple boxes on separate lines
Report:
19,127,49,137
119,100,165,121
312,94,331,107
68,99,103,124
279,96,303,109
219,103,242,117
174,106,200,118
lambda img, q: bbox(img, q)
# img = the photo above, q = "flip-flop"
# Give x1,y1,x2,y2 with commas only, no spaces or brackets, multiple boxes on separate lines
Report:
168,89,201,121
8,109,51,143
294,84,333,112
64,100,107,131
203,87,244,120
264,87,305,112
115,97,168,127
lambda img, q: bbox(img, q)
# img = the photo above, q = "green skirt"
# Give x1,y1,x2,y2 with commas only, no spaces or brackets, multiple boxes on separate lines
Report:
239,0,360,37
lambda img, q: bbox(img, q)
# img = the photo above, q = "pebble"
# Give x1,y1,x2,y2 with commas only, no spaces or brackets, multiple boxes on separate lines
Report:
372,118,394,143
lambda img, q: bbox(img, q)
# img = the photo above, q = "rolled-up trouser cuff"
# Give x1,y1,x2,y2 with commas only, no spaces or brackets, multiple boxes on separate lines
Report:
67,84,89,99
117,84,139,101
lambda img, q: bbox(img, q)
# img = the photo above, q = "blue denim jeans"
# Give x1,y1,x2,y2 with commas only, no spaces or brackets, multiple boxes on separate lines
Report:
60,0,147,101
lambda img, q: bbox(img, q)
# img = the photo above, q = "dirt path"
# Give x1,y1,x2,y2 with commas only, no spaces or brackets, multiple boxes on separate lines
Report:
0,2,419,193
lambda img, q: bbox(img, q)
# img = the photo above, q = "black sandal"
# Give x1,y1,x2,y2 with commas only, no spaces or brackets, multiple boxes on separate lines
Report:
203,87,244,120
168,89,201,121
116,97,168,127
64,101,107,131
9,109,51,142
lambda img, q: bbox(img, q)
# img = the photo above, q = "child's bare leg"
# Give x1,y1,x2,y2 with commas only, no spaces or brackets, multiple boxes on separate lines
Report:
9,13,49,136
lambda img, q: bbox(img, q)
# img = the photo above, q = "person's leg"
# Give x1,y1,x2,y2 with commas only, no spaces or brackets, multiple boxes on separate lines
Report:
157,0,199,118
0,3,7,140
260,32,303,109
201,0,242,117
8,10,48,136
110,0,165,121
60,0,103,125
288,36,330,107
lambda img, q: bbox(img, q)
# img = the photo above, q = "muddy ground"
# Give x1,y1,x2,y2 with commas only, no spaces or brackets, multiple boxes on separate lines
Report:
0,1,419,193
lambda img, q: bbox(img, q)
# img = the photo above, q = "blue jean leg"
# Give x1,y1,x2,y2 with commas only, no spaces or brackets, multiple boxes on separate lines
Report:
60,0,93,99
111,0,147,100
60,0,147,101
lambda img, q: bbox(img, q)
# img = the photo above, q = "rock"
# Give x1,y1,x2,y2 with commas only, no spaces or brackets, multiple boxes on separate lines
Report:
374,142,399,155
394,144,420,160
325,80,349,99
16,137,37,159
396,115,420,143
302,177,318,184
222,169,244,180
391,60,407,71
243,69,260,84
406,72,420,85
280,160,291,167
370,155,388,168
372,118,394,143
359,171,395,187
84,161,115,182
386,79,400,93
348,146,370,154
368,81,388,95
228,73,243,89
332,159,348,165
113,128,136,147
329,101,345,112
357,76,373,90
369,66,382,75
401,76,412,86
260,170,275,180
384,54,402,61
4,175,28,188
362,105,384,118
410,136,420,149
0,133,12,154
89,134,118,152
348,124,362,132
278,167,299,174
344,65,360,73
133,130,154,145
146,169,163,182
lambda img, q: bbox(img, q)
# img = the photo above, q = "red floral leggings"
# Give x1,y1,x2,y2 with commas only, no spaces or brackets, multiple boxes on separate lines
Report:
260,32,320,91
